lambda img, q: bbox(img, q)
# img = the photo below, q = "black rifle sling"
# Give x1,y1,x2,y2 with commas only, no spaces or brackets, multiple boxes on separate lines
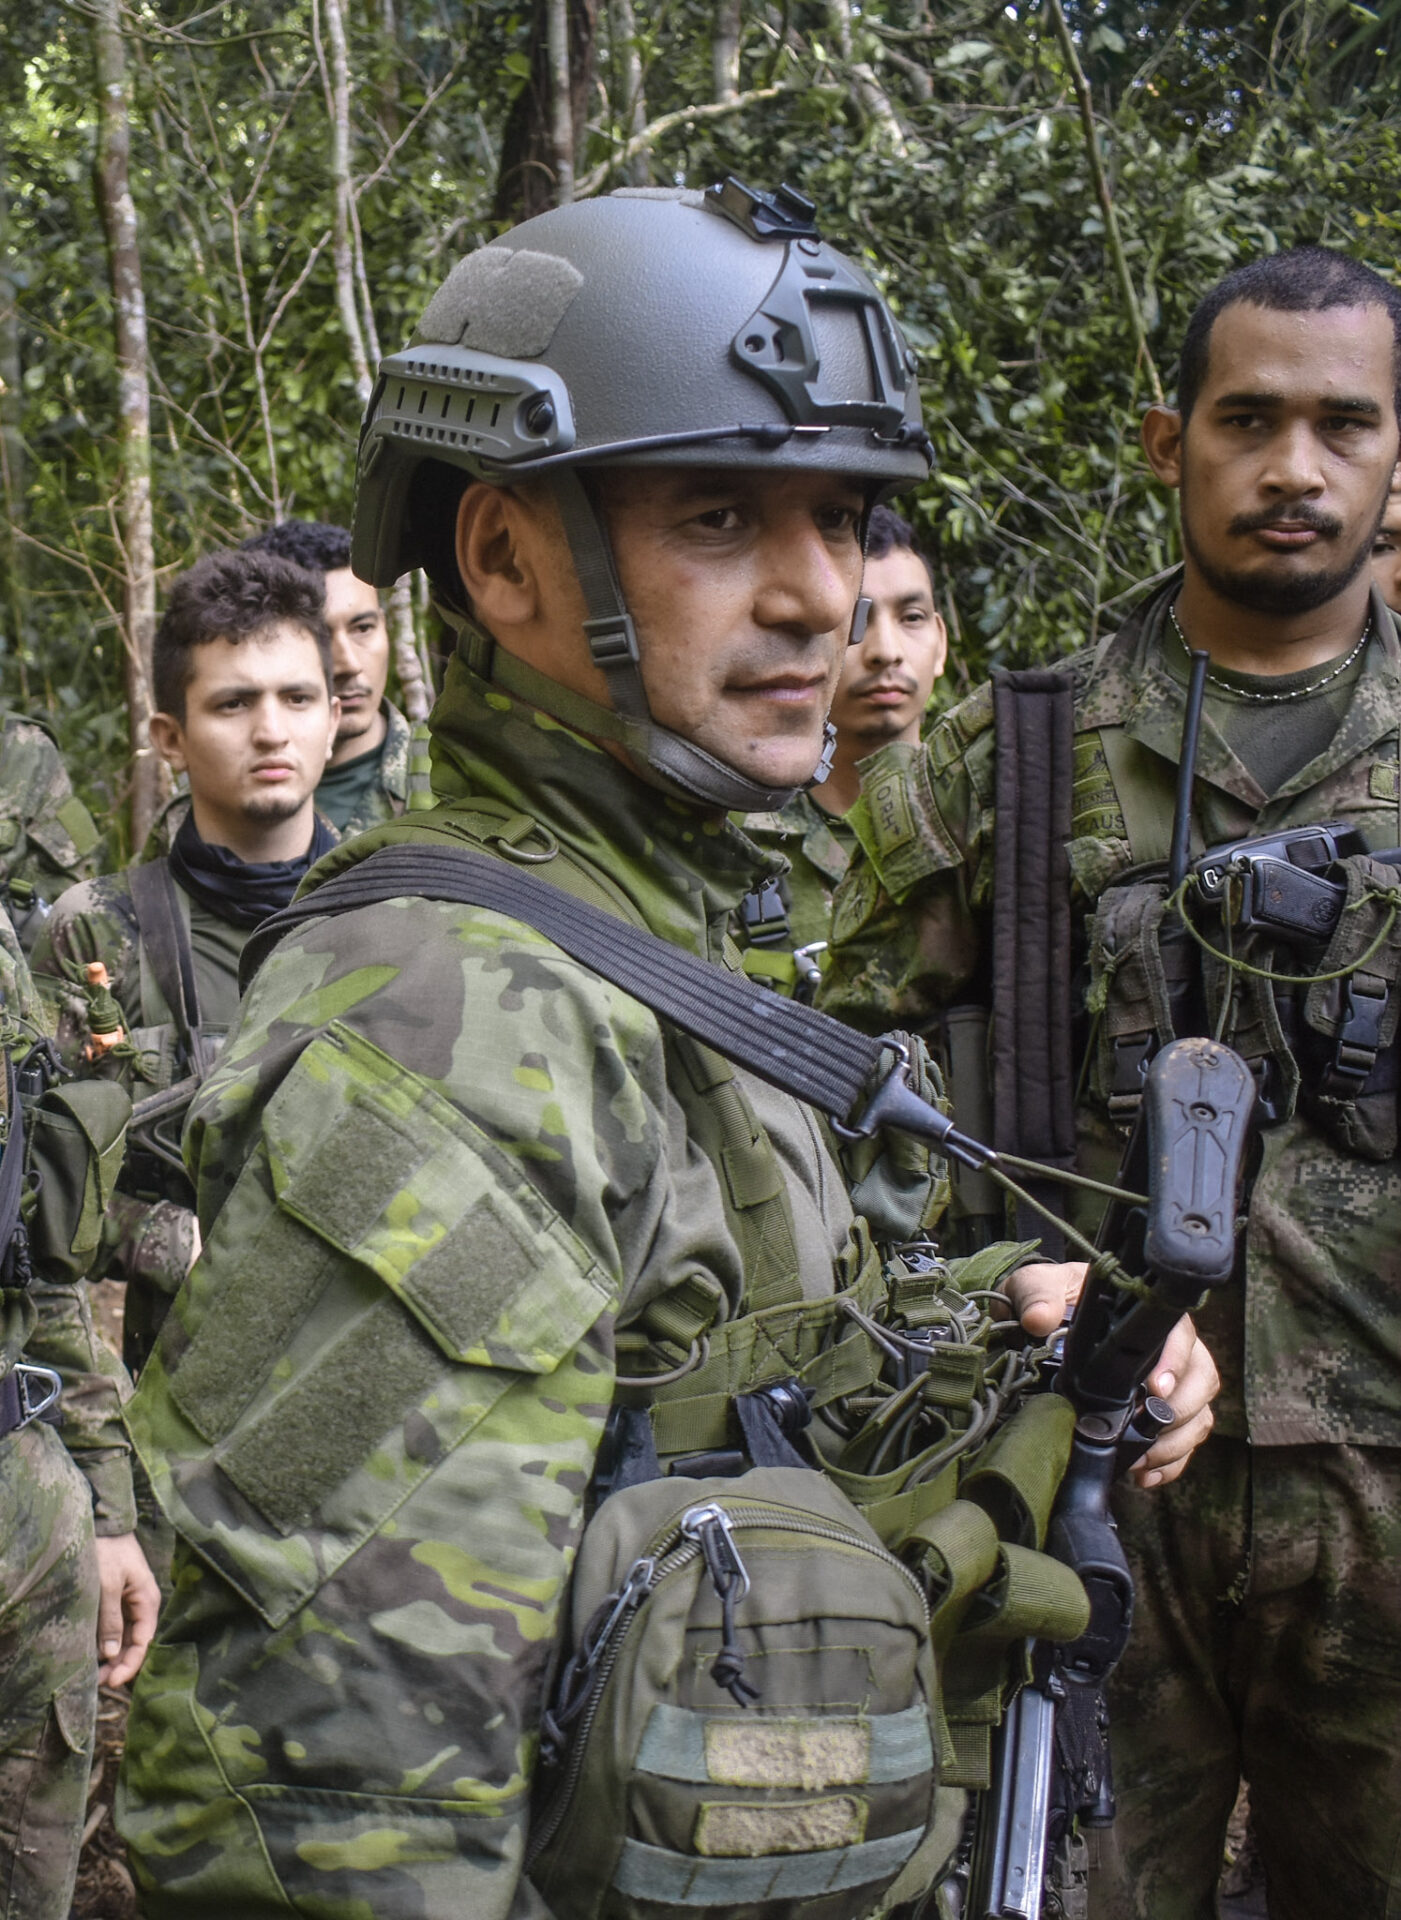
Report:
128,858,203,1058
242,844,884,1125
991,670,1077,1255
0,1057,26,1284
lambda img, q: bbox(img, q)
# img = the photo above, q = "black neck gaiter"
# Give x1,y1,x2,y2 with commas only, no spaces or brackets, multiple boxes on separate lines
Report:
168,807,337,929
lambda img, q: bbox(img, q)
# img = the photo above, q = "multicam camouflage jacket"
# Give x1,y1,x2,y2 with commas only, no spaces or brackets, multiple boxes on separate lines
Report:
0,903,135,1534
823,573,1401,1448
114,631,1022,1918
0,711,102,921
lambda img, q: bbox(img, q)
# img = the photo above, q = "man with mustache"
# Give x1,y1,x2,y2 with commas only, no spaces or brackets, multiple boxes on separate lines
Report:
242,519,430,840
32,549,340,1374
109,186,1218,1919
822,246,1401,1918
737,506,947,995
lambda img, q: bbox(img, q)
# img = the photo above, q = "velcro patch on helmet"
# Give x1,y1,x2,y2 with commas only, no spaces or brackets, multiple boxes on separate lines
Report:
414,246,584,357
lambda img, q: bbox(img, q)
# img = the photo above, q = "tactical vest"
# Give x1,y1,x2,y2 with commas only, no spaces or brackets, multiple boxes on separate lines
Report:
257,805,1092,1802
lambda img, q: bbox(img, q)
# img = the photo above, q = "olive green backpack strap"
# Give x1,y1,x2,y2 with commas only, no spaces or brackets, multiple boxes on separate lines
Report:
1096,723,1175,870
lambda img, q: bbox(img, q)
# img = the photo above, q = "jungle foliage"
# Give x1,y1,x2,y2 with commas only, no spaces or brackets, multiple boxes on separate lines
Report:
3,0,1400,844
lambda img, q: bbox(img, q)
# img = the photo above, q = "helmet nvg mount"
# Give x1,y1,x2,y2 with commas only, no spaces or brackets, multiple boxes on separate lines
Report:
352,179,932,810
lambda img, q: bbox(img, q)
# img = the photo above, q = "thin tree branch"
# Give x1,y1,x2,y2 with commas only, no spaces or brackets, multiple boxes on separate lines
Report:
1043,0,1165,406
577,83,794,195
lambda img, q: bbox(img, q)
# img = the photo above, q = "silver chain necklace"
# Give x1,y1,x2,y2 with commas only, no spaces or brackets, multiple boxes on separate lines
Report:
1168,603,1371,704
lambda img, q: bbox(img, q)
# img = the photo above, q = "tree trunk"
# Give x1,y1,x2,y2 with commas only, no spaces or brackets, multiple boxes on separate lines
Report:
0,172,29,704
321,0,432,713
320,0,373,406
610,0,648,181
713,0,742,101
493,0,598,222
547,0,575,202
92,0,162,846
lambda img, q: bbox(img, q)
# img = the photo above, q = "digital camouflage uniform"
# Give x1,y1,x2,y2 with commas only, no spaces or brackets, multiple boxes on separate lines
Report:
314,698,433,841
0,903,135,1920
821,574,1401,1920
0,713,102,944
111,639,1025,1919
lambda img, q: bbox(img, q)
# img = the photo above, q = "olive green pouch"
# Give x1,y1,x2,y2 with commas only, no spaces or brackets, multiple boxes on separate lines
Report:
528,1465,938,1920
24,1078,131,1278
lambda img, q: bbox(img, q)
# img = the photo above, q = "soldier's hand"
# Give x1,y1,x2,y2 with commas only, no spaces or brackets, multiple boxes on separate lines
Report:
1131,1314,1218,1490
1000,1266,1219,1489
1001,1260,1088,1336
94,1532,161,1687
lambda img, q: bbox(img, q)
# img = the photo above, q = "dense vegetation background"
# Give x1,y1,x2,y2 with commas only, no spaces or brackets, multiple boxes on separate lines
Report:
3,0,1399,852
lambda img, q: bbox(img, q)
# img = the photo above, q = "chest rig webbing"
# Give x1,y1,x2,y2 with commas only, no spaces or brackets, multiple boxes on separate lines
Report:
245,811,1093,1788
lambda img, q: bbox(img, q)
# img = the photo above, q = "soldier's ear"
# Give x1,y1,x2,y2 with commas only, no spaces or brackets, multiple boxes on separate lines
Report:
148,711,187,775
456,484,540,633
1142,406,1184,490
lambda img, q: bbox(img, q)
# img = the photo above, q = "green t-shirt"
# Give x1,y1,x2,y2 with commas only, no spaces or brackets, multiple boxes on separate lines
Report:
1165,637,1367,798
316,739,386,834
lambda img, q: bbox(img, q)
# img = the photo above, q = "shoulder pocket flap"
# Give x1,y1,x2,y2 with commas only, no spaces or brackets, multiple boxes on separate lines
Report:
266,1020,614,1373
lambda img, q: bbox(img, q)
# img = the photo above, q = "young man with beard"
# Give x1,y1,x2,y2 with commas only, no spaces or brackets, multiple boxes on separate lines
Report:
32,549,340,1370
737,505,947,994
242,519,428,838
821,247,1401,1919
107,186,1216,1919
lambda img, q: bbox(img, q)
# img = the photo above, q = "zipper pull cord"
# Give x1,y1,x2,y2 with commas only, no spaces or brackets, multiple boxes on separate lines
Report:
695,1516,759,1708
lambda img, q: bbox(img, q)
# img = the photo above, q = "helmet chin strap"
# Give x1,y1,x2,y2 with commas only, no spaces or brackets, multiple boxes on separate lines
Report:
548,470,840,812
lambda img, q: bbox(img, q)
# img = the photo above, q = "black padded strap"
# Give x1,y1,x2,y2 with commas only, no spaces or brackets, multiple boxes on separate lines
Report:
992,671,1077,1254
241,844,885,1125
129,858,203,1051
0,1058,26,1286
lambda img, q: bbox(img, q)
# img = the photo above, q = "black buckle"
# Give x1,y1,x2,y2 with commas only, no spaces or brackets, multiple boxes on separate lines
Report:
1106,1034,1153,1121
583,612,640,669
1323,974,1389,1095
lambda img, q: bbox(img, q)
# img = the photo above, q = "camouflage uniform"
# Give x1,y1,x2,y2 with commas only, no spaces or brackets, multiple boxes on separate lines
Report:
31,859,249,1349
0,902,135,1920
114,639,1003,1918
737,790,855,953
733,791,855,999
0,713,102,943
821,575,1401,1920
316,699,434,841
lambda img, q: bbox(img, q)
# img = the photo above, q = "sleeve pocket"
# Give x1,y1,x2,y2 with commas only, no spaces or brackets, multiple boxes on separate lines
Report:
267,1018,615,1373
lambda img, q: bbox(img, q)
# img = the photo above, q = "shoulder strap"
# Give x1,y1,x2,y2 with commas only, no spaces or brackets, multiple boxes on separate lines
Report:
0,1057,26,1285
128,858,203,1054
242,844,886,1127
991,670,1077,1255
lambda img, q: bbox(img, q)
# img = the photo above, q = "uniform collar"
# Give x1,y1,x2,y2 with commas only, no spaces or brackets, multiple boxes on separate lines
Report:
427,638,781,960
742,789,854,886
1080,572,1401,809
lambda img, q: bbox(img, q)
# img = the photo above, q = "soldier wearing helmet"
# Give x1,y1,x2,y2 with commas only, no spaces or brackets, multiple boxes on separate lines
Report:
114,184,1215,1918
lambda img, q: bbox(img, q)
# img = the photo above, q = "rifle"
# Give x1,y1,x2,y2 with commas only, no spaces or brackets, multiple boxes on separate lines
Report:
967,1034,1254,1918
961,646,1254,1917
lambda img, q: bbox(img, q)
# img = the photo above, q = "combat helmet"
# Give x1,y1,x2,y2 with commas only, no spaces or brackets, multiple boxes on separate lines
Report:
352,180,932,809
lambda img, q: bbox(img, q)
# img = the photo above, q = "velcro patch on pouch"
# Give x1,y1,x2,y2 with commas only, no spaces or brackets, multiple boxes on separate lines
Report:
694,1795,868,1859
705,1718,870,1791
